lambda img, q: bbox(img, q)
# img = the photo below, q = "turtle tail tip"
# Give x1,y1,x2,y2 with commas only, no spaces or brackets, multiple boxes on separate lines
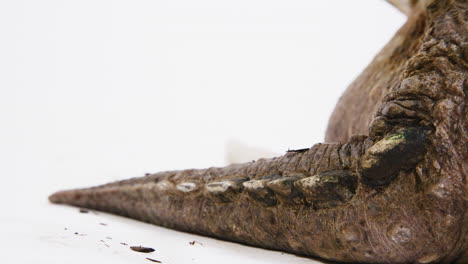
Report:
48,189,81,204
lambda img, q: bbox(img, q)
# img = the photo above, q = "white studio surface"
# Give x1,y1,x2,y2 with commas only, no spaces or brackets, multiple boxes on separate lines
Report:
0,1,405,263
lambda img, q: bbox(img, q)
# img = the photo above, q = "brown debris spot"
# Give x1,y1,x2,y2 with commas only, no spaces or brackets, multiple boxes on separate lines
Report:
130,246,155,253
99,240,110,247
146,258,162,263
79,208,89,213
189,240,204,246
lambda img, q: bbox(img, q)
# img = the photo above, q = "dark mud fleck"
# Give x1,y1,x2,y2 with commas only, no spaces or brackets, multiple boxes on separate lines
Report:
130,246,155,253
146,258,162,263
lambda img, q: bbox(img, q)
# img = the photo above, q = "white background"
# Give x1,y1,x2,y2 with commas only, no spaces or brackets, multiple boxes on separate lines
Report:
0,1,404,263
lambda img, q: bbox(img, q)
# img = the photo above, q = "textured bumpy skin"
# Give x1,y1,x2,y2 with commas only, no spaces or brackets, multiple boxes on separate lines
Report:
50,1,467,263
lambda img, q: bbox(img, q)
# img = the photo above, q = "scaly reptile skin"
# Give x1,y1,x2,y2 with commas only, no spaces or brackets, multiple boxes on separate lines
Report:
50,1,467,263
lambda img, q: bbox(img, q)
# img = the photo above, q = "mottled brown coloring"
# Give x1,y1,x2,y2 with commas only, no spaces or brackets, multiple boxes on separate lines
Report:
50,1,467,263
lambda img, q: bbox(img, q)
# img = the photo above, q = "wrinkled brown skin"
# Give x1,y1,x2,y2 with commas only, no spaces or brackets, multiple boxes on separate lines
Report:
50,1,467,263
